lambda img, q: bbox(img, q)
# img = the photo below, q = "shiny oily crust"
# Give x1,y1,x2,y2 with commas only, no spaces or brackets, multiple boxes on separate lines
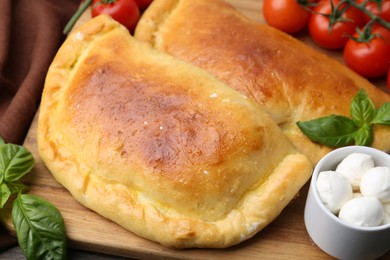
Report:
134,0,390,164
38,15,312,248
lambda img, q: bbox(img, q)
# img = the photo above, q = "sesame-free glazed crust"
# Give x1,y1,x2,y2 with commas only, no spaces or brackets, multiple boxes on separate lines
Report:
135,0,390,164
38,15,312,248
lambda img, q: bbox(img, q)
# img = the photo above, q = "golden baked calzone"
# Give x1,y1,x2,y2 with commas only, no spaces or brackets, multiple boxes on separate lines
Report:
134,0,390,164
38,15,312,248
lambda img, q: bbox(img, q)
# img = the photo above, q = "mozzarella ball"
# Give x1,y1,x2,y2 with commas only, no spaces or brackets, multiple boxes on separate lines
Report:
336,153,374,190
339,197,384,227
317,170,353,214
360,167,390,203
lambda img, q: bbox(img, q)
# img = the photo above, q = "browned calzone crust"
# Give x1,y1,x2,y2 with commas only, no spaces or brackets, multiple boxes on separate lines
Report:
38,15,312,248
134,0,390,164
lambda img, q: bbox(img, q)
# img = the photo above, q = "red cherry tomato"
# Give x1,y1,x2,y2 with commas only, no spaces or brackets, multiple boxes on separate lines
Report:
134,0,153,10
343,26,390,78
356,0,390,23
263,0,311,34
309,0,364,49
91,0,140,34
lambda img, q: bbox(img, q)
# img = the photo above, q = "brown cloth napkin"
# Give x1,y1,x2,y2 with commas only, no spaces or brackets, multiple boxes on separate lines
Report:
0,0,79,251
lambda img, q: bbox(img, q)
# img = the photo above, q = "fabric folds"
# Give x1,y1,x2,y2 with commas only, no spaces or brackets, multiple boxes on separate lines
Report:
0,0,79,251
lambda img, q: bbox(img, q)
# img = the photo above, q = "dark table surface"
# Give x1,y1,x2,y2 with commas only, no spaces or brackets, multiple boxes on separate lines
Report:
0,246,130,260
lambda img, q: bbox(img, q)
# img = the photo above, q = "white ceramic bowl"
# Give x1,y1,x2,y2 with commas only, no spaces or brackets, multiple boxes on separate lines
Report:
304,146,390,260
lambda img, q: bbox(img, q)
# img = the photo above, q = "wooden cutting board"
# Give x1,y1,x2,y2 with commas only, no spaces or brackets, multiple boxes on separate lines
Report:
1,1,389,259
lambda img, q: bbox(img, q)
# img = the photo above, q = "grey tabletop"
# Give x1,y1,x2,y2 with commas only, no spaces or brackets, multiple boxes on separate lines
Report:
0,246,130,260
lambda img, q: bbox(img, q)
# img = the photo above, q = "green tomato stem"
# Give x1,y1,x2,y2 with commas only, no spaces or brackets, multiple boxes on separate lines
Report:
63,0,93,35
101,0,117,3
345,0,390,29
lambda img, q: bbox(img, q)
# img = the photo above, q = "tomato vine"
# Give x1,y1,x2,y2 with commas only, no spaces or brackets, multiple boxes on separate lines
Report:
264,0,390,80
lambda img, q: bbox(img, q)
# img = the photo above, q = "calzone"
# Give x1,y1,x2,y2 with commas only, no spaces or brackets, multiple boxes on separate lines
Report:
38,15,312,248
134,0,390,164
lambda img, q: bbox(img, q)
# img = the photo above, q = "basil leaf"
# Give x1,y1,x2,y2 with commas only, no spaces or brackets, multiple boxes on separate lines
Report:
297,115,357,147
350,89,376,126
297,90,389,149
0,137,5,145
0,143,34,182
354,124,374,146
7,181,29,194
0,181,28,208
372,102,390,126
0,183,11,208
12,194,67,260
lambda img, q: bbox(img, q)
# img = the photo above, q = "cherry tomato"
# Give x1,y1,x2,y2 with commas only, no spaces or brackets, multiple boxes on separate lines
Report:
309,0,364,49
134,0,153,10
91,0,140,34
356,0,390,24
263,0,311,34
343,26,390,78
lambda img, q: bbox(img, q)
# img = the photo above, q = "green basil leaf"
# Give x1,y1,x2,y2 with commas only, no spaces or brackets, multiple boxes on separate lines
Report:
0,181,28,208
0,143,34,182
0,183,11,208
12,194,67,260
350,89,376,126
354,124,374,146
372,102,390,126
297,115,358,147
0,137,5,145
7,181,29,194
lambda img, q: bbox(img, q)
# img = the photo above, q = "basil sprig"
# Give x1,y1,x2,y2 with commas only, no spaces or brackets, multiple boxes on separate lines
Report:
0,137,67,259
0,138,33,207
297,89,390,147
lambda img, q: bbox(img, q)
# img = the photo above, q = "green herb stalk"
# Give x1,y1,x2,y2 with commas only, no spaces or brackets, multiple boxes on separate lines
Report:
0,138,67,260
